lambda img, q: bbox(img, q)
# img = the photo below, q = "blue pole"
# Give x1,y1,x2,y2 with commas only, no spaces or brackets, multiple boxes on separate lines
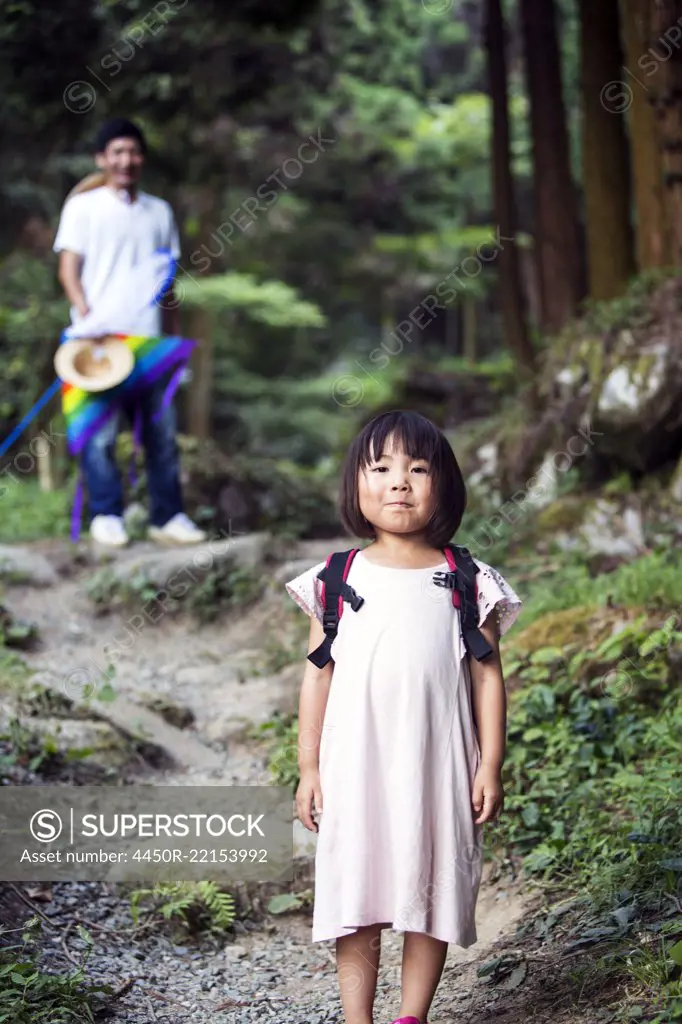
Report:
0,378,62,458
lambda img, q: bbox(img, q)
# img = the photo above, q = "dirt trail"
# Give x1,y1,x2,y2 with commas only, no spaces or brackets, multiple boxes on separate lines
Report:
0,536,592,1024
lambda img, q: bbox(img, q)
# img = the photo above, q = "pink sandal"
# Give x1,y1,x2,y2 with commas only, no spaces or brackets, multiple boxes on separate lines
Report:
391,1018,427,1024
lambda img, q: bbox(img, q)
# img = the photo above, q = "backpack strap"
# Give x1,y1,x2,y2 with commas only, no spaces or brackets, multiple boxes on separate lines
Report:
308,549,364,668
436,545,493,662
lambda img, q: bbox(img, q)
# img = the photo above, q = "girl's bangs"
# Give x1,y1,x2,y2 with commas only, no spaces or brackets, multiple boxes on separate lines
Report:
359,412,440,467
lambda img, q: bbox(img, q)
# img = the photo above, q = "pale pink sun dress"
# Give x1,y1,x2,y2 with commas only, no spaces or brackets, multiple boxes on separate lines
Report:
285,549,521,947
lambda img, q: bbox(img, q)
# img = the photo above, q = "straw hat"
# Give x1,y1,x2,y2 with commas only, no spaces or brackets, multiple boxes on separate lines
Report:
54,337,134,392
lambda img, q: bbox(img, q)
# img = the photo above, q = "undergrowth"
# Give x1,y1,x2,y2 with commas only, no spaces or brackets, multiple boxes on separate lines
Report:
496,554,682,1022
515,549,682,631
0,480,72,543
129,880,236,933
0,917,110,1023
86,561,263,623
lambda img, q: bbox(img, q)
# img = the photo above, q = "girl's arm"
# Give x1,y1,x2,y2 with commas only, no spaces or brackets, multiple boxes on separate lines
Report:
296,615,334,831
469,614,507,823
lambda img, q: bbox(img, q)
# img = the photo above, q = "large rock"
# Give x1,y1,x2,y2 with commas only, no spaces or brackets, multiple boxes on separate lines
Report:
89,531,270,594
575,501,645,557
0,544,58,586
22,717,132,768
500,277,682,492
204,663,302,745
550,278,682,473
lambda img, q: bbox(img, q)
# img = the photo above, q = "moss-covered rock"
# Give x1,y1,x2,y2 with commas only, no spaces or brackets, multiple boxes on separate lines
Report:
512,607,595,654
499,273,682,489
510,605,648,656
535,496,588,537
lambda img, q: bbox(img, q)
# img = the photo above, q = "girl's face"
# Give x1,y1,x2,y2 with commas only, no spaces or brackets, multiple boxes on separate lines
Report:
357,434,435,538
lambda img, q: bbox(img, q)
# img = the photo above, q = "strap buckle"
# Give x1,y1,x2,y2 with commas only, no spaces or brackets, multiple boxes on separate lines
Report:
322,609,338,632
433,570,457,590
341,583,364,612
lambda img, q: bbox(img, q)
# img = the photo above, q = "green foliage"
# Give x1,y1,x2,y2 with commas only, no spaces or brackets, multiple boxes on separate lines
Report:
0,608,38,649
0,257,68,433
267,890,313,914
0,480,72,543
86,560,262,623
184,563,263,623
0,648,31,693
581,269,680,336
250,610,309,676
516,550,682,631
180,272,326,328
496,550,682,1021
0,918,109,1023
258,713,300,790
129,880,236,934
0,716,62,780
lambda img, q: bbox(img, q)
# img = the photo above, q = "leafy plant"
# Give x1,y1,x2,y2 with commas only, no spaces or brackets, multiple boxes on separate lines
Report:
259,713,300,791
128,880,236,934
0,918,110,1023
184,563,263,623
0,480,72,543
0,716,61,778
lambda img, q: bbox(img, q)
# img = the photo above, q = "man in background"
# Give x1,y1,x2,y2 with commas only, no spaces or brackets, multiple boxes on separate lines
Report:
54,117,206,547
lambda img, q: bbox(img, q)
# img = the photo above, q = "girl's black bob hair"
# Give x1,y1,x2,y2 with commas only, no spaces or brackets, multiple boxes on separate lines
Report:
339,409,467,548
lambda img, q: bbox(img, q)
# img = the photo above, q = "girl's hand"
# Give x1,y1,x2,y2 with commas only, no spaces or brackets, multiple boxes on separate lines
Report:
472,763,504,824
296,767,323,833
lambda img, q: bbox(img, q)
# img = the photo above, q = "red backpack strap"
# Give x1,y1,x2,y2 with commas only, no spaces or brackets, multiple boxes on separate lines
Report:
443,545,461,609
308,549,363,668
440,545,492,662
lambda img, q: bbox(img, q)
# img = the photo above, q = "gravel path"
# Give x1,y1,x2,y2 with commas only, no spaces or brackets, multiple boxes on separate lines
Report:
31,865,530,1024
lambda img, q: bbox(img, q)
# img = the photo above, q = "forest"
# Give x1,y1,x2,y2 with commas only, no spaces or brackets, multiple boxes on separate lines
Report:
0,1,681,1023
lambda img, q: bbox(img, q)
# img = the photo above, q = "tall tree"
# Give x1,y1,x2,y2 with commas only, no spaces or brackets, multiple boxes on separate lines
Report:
485,0,536,377
620,0,672,268
646,0,682,262
519,0,582,332
579,0,635,300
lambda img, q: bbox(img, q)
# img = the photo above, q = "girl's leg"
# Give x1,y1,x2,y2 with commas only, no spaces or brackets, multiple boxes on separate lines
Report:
336,924,383,1024
398,932,448,1022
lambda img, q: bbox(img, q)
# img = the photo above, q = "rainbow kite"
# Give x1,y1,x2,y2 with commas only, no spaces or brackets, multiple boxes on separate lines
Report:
61,334,195,541
61,334,195,454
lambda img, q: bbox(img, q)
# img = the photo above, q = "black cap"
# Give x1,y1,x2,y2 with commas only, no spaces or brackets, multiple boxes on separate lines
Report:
94,118,147,155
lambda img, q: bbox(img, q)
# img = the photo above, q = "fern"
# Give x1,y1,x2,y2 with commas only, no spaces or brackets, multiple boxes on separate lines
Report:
128,881,236,933
196,881,237,930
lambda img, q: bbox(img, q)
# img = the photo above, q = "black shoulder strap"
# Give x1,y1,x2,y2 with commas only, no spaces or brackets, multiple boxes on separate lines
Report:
307,550,363,669
445,544,493,662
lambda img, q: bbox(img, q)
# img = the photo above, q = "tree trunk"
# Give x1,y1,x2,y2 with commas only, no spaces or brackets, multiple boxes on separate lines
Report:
646,0,682,262
485,0,537,379
462,296,477,362
187,309,213,440
580,0,636,300
620,0,672,268
520,0,583,332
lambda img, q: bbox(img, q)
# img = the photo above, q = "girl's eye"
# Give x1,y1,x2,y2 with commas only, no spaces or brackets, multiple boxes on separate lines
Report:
412,466,429,473
371,466,388,472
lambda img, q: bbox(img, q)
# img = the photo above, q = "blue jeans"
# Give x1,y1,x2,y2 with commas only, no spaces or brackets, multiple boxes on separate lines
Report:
81,378,184,527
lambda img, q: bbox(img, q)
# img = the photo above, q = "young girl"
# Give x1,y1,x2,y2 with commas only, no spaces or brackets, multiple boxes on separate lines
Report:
285,409,521,1024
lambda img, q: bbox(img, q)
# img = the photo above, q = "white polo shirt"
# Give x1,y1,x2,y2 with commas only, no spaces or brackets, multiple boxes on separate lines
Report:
53,186,181,336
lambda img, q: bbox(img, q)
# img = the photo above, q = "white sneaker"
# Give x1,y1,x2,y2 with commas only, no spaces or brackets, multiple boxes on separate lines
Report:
148,512,207,546
90,514,129,547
